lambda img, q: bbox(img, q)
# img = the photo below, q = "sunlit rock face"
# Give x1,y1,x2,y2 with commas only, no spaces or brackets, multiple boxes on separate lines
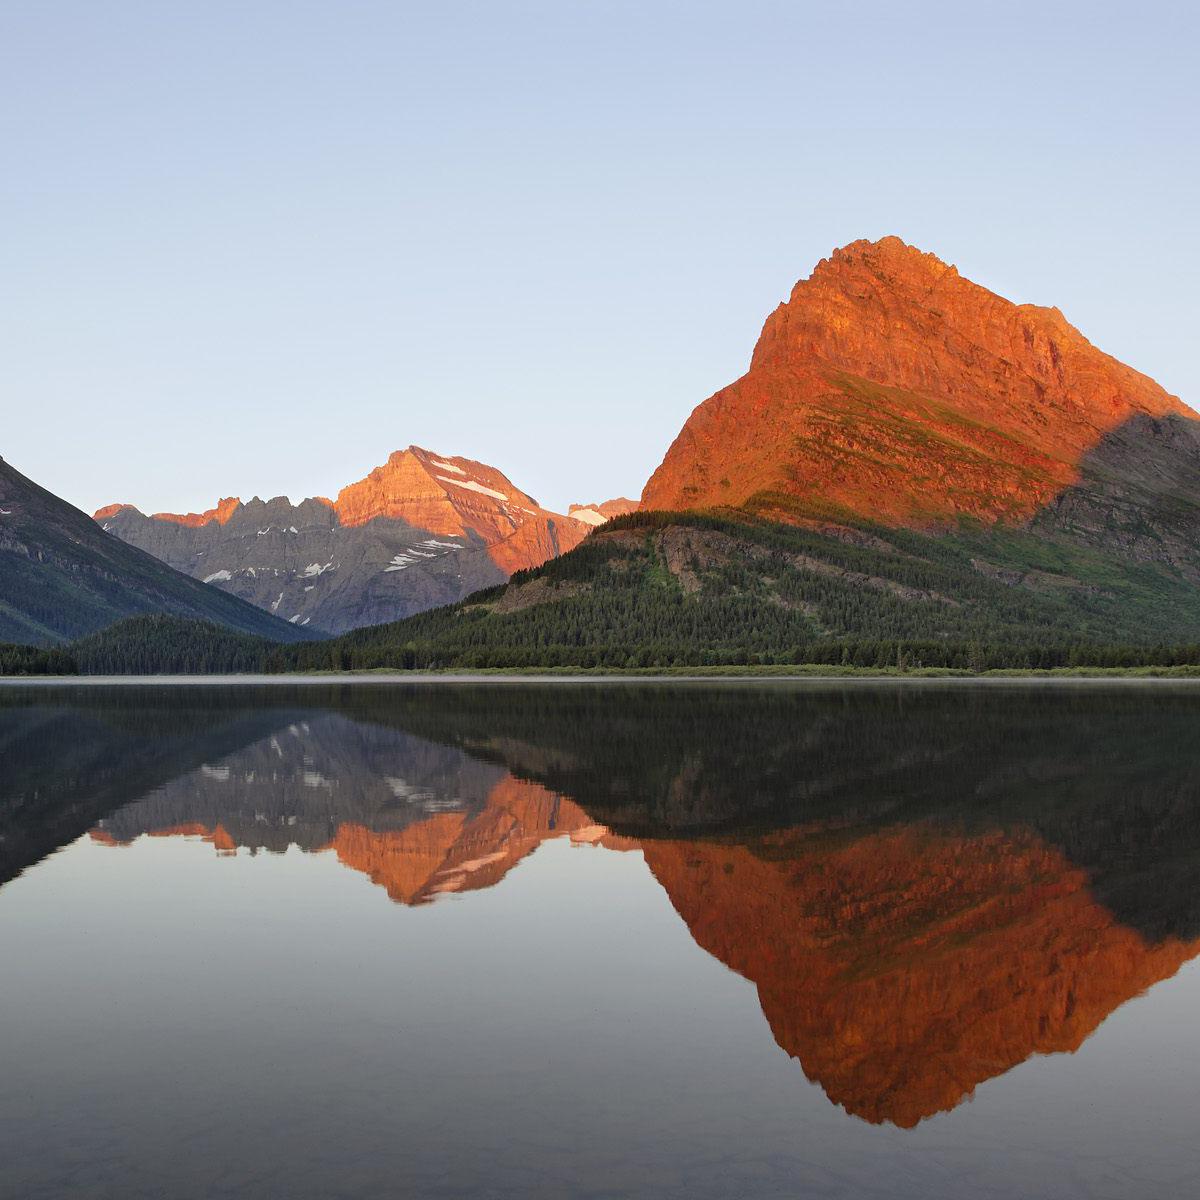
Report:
642,238,1200,572
97,496,242,529
94,447,589,633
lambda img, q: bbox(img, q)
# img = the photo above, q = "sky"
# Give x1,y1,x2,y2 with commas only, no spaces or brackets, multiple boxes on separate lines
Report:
3,1,1198,517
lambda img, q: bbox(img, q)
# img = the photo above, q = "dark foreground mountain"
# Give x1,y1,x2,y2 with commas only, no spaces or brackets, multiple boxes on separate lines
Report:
0,456,310,646
95,446,591,633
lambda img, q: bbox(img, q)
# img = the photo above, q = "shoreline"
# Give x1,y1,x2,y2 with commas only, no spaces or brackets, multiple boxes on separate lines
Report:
8,667,1200,686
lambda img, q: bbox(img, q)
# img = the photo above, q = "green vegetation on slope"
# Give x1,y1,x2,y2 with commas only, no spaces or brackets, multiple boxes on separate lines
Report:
0,615,290,676
288,506,1200,671
69,614,295,675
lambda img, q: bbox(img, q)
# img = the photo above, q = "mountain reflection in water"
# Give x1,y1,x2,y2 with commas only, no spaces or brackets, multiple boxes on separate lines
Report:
4,681,1200,1136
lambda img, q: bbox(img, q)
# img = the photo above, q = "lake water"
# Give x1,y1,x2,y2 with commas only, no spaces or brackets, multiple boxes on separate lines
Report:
3,680,1200,1199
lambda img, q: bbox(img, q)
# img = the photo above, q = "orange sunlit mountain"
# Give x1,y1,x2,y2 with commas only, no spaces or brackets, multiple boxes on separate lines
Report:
643,237,1197,529
324,778,609,904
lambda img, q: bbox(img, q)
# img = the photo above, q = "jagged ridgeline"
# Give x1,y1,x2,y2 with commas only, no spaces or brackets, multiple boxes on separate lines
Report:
93,446,596,634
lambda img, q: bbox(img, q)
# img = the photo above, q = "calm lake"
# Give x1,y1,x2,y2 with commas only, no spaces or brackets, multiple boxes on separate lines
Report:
2,680,1200,1199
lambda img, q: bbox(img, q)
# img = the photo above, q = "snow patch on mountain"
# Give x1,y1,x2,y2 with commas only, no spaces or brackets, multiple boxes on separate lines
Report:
438,476,509,501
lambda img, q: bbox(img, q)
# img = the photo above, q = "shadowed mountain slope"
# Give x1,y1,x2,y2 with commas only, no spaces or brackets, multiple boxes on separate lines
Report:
0,456,309,646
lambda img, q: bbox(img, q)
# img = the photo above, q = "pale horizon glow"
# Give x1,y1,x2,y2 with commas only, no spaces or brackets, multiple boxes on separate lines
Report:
3,2,1197,518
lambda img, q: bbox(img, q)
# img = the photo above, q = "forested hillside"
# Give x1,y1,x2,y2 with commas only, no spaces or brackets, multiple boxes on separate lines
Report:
69,615,293,675
289,506,1200,671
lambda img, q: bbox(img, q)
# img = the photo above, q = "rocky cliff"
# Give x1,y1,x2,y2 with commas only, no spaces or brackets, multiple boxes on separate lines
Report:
642,238,1200,573
96,447,589,633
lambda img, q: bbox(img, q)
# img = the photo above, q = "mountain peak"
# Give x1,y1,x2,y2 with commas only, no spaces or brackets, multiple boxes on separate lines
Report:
94,445,587,633
813,235,958,283
644,241,1192,525
332,446,542,531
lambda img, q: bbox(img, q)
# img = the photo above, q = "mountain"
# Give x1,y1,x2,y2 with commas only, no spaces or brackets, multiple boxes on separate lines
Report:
0,455,308,646
567,497,641,526
643,237,1200,577
641,823,1200,1128
96,446,589,634
283,238,1200,669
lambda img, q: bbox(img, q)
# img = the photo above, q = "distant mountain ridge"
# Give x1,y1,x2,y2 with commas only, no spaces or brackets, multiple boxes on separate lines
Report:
567,498,641,526
96,446,590,633
0,455,308,646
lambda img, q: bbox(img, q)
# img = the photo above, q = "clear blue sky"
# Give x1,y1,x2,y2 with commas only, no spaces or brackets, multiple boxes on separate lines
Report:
3,1,1197,516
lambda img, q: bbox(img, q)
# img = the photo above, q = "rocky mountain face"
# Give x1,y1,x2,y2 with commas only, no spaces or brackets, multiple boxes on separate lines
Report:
642,237,1200,575
96,447,589,634
0,455,307,645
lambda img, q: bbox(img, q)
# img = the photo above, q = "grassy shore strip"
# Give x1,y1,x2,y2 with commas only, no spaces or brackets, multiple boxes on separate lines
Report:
11,663,1200,683
300,662,1200,679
